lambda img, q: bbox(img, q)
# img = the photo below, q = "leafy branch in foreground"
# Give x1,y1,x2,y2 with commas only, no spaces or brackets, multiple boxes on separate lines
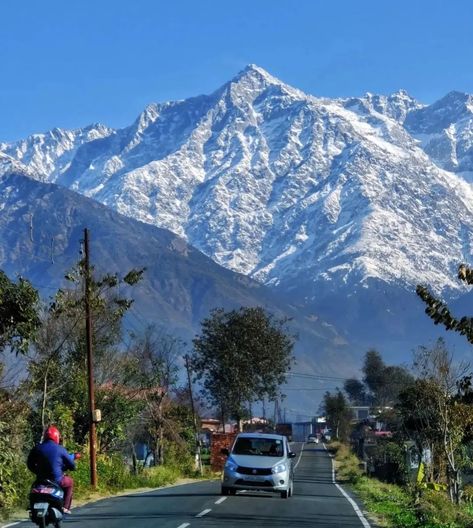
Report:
416,264,473,344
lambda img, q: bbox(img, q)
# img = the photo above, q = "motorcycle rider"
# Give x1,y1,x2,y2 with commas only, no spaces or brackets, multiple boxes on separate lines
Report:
27,425,78,514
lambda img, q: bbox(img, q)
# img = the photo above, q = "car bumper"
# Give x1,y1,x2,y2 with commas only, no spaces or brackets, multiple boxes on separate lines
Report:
222,470,291,492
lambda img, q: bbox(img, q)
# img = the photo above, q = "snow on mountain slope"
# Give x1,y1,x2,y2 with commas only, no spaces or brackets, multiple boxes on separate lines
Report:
0,124,113,182
2,65,473,300
342,89,424,123
405,91,473,179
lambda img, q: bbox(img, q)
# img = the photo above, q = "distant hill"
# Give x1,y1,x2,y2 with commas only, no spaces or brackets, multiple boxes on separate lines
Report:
0,170,357,414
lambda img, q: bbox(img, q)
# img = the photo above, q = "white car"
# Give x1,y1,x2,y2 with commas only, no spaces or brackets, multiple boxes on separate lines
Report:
221,433,296,498
307,434,319,444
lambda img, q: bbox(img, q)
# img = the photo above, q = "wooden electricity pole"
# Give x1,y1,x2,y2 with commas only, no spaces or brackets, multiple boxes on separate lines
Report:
84,228,97,488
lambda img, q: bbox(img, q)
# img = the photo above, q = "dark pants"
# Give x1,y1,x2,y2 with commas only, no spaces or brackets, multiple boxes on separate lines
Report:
59,475,74,509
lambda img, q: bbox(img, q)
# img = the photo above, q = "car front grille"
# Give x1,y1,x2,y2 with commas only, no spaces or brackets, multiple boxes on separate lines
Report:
237,466,272,475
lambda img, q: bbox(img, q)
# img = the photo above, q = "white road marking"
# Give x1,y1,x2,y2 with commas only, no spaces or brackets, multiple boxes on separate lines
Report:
215,496,227,504
176,524,190,528
2,523,20,528
196,508,212,517
329,456,371,528
293,442,305,470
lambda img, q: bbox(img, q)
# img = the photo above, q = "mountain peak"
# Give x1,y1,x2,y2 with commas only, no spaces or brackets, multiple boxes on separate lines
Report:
230,64,288,89
239,63,276,79
221,64,306,106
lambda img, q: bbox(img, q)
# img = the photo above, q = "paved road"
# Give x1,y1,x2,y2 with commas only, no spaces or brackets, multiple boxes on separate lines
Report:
17,443,370,528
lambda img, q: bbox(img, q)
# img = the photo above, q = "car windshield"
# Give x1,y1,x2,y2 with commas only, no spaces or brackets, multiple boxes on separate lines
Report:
233,437,284,457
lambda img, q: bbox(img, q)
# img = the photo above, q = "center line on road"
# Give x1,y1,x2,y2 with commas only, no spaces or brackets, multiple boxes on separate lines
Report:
196,508,212,517
177,524,190,528
215,496,227,504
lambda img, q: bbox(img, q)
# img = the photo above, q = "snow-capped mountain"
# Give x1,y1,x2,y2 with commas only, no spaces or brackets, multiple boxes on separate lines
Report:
2,65,473,308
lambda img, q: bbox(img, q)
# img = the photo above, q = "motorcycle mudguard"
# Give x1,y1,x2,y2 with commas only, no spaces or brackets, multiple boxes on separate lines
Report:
50,507,63,521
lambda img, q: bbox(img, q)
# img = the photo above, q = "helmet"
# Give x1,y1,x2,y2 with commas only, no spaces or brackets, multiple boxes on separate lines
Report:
44,426,60,444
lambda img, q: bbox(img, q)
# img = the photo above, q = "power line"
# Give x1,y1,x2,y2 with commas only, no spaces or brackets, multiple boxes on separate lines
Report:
283,387,340,391
288,372,355,382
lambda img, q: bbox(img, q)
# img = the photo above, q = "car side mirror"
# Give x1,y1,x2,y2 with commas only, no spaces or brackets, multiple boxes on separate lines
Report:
288,451,297,458
221,447,230,456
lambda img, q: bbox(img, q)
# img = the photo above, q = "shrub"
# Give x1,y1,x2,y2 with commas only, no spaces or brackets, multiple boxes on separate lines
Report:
73,451,181,498
332,442,363,483
0,417,32,518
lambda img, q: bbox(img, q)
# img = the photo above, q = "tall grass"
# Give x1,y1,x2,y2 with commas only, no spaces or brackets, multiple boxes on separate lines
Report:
74,453,184,498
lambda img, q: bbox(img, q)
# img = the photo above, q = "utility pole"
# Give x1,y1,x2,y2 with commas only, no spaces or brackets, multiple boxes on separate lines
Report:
184,355,202,475
84,228,98,488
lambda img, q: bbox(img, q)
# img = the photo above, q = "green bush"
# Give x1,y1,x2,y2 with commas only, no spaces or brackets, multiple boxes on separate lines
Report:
0,420,31,519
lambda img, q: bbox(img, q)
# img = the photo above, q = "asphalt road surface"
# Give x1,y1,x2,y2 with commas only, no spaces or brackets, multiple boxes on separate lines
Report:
16,443,371,528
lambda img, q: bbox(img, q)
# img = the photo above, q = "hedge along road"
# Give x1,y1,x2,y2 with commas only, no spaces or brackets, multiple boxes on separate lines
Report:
10,443,371,528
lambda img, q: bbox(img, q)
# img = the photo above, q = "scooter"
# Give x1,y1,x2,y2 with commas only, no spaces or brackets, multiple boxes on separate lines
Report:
29,480,64,528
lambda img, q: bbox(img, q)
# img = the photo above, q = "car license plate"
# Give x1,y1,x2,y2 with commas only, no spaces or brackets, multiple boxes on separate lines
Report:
33,503,49,510
245,474,262,481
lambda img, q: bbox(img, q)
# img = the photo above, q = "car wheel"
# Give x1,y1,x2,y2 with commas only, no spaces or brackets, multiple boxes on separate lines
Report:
288,479,294,497
280,489,289,499
221,486,230,496
229,488,236,495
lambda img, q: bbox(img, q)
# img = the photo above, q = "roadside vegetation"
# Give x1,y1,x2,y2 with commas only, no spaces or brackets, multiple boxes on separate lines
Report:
331,441,473,528
320,264,473,528
0,261,295,520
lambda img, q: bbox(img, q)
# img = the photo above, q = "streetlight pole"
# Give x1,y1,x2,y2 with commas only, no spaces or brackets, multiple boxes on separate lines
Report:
84,228,97,488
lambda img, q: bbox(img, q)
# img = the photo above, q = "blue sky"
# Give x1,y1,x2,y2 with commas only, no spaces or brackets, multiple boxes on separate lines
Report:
1,0,472,141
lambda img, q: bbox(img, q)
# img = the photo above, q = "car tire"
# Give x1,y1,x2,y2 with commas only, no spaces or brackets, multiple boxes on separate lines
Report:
221,486,230,496
229,488,236,495
280,489,289,499
288,479,294,497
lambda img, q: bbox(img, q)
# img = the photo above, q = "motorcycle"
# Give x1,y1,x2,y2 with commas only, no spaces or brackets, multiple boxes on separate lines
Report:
29,480,65,528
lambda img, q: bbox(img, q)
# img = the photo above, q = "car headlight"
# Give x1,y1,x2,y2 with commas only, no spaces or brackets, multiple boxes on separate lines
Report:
224,458,238,472
272,463,287,474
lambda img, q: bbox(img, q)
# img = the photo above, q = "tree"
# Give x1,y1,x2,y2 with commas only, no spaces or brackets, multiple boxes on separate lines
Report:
322,390,353,441
344,378,367,405
362,349,413,406
397,378,443,482
0,270,40,354
27,261,144,446
0,270,40,514
129,327,181,465
192,307,295,426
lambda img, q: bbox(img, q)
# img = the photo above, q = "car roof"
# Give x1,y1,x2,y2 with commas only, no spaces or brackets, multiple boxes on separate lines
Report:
235,433,286,440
